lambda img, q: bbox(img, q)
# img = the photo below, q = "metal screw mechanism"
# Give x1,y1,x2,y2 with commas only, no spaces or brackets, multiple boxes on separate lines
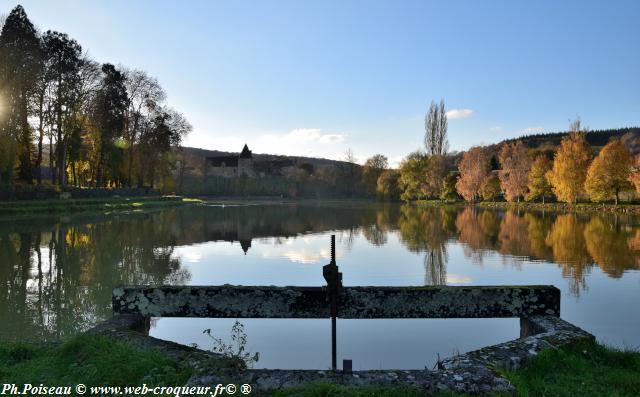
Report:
323,234,343,372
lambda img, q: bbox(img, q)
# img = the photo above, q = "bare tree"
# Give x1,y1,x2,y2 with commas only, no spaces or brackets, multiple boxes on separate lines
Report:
123,68,166,186
424,99,449,155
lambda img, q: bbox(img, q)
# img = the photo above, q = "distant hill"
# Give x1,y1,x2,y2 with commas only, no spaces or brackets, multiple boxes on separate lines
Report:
178,146,359,177
500,127,640,154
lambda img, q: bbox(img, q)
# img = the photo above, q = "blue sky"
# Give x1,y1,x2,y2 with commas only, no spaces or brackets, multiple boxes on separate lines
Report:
7,0,640,165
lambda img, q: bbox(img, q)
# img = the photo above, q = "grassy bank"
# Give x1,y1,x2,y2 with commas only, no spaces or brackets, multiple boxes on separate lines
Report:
1,337,637,396
0,334,192,387
414,199,640,214
0,196,202,216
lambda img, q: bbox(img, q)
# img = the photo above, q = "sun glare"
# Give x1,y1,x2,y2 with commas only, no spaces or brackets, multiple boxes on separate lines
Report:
0,94,5,121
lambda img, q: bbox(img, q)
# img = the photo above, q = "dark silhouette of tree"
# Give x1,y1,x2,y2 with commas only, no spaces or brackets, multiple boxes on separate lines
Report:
91,63,128,187
0,5,43,183
42,30,83,186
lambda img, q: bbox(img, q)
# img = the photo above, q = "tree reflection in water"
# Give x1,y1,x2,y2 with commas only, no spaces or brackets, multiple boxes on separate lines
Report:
0,203,639,342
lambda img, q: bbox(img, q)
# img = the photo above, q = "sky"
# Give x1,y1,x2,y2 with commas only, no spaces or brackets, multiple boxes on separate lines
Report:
5,0,640,165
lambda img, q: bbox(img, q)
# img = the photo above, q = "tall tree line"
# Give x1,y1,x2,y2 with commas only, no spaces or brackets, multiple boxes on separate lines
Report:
0,5,191,189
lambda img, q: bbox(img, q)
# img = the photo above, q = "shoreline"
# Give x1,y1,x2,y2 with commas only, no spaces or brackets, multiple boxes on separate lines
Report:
0,196,201,217
1,335,637,396
413,199,640,214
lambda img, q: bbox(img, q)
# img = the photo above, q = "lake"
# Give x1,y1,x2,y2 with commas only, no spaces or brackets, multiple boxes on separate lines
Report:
1,202,638,370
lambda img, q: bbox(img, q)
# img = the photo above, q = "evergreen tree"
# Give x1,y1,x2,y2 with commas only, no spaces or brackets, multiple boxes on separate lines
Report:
92,63,129,187
0,5,43,183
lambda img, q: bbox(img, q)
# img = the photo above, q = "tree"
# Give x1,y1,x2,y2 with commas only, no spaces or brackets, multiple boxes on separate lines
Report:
398,151,428,201
547,122,591,203
91,63,129,187
440,172,459,201
42,30,83,186
342,148,358,197
138,108,191,188
584,139,632,204
424,99,448,155
456,146,491,201
498,141,531,202
0,5,43,183
423,155,447,198
124,69,165,186
526,155,553,203
376,169,400,201
630,154,640,194
362,154,388,196
480,174,501,202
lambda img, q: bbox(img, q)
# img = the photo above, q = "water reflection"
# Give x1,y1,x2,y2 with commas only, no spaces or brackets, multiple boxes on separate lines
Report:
0,204,639,344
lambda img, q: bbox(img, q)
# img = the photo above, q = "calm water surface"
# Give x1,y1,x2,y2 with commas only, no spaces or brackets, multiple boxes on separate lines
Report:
1,203,638,369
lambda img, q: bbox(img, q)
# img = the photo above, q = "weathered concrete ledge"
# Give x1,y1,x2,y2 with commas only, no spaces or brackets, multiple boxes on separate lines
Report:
113,285,560,319
185,315,593,394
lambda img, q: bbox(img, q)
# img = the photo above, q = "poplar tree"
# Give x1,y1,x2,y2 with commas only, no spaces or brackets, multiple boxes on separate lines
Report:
424,99,448,156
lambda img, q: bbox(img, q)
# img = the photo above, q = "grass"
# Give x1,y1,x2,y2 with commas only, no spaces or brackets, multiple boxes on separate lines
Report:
0,196,202,216
0,337,637,396
503,339,640,397
268,340,639,397
0,334,192,386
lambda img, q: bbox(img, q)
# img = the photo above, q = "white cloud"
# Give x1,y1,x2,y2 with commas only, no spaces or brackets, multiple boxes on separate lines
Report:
446,109,474,119
278,128,345,143
522,126,545,134
264,128,346,145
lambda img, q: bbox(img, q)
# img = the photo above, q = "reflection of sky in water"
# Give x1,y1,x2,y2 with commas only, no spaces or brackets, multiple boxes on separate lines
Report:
153,231,640,369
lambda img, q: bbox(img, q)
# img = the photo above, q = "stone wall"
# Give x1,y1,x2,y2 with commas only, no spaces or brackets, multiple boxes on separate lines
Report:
113,285,560,319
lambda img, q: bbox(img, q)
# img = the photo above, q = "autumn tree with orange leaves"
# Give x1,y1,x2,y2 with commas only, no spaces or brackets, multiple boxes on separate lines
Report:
456,146,491,201
629,155,640,195
498,141,531,202
584,139,632,204
547,122,591,203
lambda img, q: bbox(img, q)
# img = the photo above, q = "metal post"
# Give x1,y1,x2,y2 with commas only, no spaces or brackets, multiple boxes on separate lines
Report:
323,234,342,372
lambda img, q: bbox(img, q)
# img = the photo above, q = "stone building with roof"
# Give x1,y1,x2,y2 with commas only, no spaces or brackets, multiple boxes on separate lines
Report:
205,144,256,178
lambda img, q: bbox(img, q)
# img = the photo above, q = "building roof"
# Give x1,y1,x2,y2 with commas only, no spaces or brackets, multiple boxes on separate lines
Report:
240,144,252,159
207,155,239,167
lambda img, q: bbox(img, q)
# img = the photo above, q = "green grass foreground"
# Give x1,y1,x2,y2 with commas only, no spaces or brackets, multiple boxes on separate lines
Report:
0,196,202,216
0,334,192,387
1,337,638,396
